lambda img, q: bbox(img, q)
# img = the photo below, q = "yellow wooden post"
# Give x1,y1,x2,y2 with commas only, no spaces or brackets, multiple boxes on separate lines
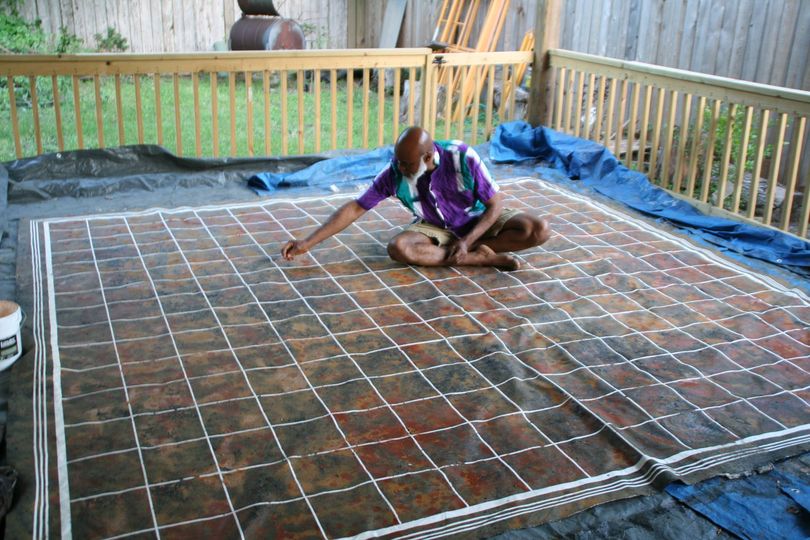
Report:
281,71,289,155
246,71,255,157
715,103,738,208
562,69,574,132
763,113,788,226
421,54,434,132
7,77,22,157
672,93,692,192
52,75,64,151
30,76,43,155
228,72,236,156
211,73,219,157
604,78,617,148
779,116,806,229
193,72,202,157
347,69,354,148
174,73,182,156
154,73,163,146
377,68,385,147
730,105,753,213
93,74,104,148
471,65,481,144
115,74,125,145
362,68,370,147
614,79,628,160
528,0,562,126
627,82,640,164
408,67,416,125
648,88,666,181
660,90,679,188
71,75,85,149
315,68,322,152
747,110,770,220
594,76,606,143
297,70,304,153
135,74,144,144
330,68,337,150
685,95,706,198
700,100,723,202
636,85,652,172
485,67,495,139
263,70,272,156
573,70,585,138
554,67,565,131
393,68,401,144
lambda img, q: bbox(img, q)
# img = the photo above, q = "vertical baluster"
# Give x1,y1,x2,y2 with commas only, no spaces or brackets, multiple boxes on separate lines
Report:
93,74,104,148
685,95,707,198
30,76,43,154
779,116,806,230
763,113,788,226
115,74,125,146
52,75,64,151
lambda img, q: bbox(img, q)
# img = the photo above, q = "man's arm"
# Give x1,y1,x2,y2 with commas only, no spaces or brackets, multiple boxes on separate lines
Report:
281,200,367,260
446,192,504,263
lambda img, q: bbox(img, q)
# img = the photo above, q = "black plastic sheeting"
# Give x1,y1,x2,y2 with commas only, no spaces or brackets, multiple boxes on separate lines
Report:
5,144,325,203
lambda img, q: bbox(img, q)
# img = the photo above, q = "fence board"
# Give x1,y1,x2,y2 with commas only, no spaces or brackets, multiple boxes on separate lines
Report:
771,1,801,87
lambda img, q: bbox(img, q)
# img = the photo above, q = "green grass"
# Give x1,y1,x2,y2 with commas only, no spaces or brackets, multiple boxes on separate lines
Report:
1,74,499,161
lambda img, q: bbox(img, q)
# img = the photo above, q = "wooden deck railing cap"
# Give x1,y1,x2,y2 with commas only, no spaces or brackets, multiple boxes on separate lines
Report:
549,49,810,106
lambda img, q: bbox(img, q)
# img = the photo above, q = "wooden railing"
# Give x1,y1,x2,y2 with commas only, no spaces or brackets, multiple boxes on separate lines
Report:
547,49,810,240
0,48,532,162
6,47,807,240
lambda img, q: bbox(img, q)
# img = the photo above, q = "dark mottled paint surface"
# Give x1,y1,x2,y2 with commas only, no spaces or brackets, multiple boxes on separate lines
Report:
20,181,810,538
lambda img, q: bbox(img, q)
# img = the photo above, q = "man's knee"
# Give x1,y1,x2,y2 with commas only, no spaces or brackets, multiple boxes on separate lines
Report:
527,216,551,246
387,235,410,262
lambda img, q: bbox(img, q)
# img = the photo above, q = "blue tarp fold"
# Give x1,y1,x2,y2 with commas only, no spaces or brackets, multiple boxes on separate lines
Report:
248,147,393,193
490,121,810,274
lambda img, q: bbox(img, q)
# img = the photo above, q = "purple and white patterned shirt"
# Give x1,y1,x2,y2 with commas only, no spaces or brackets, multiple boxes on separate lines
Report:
357,140,500,237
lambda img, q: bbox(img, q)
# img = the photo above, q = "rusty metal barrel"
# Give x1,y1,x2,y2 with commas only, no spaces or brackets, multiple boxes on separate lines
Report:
229,16,305,51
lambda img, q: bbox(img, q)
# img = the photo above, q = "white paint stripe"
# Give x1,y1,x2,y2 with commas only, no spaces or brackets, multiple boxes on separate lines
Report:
31,220,46,539
44,222,74,539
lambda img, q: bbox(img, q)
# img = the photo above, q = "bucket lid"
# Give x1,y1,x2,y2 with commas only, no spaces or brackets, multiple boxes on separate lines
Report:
0,301,20,318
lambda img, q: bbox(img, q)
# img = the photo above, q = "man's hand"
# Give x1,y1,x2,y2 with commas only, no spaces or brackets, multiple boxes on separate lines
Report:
281,240,308,261
445,238,469,265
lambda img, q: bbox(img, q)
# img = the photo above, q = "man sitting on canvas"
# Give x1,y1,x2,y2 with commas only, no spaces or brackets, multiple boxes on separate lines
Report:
281,126,550,270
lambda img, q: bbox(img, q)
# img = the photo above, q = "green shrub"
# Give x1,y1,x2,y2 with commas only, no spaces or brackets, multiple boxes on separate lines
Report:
0,10,48,53
56,26,84,53
94,26,128,52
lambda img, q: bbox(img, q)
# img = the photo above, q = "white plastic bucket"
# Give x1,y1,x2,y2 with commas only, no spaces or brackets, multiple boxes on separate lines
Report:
0,301,24,371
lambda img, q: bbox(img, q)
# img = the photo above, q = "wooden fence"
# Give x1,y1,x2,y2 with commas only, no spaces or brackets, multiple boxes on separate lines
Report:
0,48,531,160
547,49,810,239
11,0,808,92
11,0,349,51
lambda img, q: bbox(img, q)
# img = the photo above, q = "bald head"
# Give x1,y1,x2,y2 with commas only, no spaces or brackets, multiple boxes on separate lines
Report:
394,126,435,177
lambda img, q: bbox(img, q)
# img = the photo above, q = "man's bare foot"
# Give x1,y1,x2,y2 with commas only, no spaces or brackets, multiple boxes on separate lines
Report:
472,245,521,270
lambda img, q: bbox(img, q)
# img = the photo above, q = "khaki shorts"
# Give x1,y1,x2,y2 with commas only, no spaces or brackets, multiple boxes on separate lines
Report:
405,208,522,247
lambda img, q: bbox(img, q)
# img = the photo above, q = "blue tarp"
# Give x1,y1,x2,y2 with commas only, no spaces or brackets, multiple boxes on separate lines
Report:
666,471,810,540
248,147,393,193
490,121,810,276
